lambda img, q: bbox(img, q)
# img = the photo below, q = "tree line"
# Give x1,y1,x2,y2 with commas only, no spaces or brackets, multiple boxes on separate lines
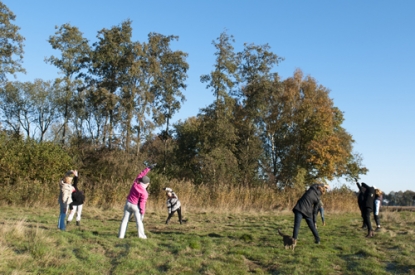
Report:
0,1,370,198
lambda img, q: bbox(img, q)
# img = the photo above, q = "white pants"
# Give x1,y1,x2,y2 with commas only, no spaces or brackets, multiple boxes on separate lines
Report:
68,205,83,222
374,200,381,215
118,201,146,239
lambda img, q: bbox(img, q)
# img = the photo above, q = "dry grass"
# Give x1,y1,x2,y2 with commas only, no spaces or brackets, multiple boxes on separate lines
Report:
1,176,360,216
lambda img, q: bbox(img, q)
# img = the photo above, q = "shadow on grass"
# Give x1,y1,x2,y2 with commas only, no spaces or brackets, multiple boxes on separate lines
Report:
385,263,415,274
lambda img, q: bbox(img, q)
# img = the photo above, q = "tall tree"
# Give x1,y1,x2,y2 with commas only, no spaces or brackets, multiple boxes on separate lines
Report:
0,1,25,83
233,43,283,186
198,31,240,185
267,69,362,187
46,23,90,144
88,20,134,148
149,33,189,170
25,79,60,142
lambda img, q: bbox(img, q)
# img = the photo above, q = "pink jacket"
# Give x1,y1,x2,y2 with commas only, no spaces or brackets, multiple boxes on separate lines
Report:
126,167,151,214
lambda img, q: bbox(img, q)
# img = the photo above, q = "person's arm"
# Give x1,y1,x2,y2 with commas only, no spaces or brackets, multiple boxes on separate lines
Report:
355,179,363,192
139,192,148,215
133,164,156,184
361,182,370,189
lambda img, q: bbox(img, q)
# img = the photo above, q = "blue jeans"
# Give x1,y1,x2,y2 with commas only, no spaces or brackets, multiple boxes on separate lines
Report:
318,207,325,223
58,200,67,231
293,209,320,242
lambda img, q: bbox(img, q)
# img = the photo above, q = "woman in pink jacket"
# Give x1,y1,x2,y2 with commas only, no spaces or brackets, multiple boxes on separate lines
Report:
118,164,156,239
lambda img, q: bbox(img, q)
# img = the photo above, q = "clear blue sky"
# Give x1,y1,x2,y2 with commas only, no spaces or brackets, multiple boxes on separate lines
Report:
4,0,415,194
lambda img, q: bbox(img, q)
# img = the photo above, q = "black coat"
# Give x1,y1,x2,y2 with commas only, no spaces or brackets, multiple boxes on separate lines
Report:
70,176,85,206
356,182,365,211
362,182,375,210
293,184,324,219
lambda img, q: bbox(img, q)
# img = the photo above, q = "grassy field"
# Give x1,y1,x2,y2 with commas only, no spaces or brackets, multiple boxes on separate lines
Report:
1,206,414,275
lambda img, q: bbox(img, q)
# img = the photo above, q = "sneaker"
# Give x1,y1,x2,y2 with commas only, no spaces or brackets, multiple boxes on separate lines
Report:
315,240,320,244
375,227,381,232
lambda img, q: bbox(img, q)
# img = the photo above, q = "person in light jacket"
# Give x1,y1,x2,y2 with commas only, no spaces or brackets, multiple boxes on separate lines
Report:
118,164,156,239
58,171,76,231
292,183,329,244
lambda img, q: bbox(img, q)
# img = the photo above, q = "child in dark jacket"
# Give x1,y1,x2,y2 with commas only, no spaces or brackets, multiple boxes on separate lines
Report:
67,170,85,226
163,187,183,224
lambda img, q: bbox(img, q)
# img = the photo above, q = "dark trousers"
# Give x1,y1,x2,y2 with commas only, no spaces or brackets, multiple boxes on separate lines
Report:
363,208,373,233
374,214,380,227
166,207,182,224
292,210,320,242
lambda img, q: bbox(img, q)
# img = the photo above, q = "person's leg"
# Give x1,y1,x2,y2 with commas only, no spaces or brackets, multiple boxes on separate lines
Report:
166,211,175,224
305,216,320,243
292,210,303,240
76,204,83,225
320,207,325,225
363,208,373,237
118,202,131,238
67,205,77,222
134,205,147,239
58,201,67,230
374,200,381,228
360,207,367,228
177,207,183,224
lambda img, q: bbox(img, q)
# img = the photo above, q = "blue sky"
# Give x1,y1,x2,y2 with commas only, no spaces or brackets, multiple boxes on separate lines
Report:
4,0,415,194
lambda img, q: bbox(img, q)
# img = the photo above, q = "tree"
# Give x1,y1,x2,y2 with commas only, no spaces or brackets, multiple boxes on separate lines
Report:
198,31,240,185
45,23,90,144
88,20,134,148
0,2,25,83
265,69,361,187
149,33,189,171
233,43,283,186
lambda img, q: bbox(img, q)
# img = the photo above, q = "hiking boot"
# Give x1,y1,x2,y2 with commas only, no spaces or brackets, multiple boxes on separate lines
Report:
375,226,381,232
365,231,374,238
76,221,80,226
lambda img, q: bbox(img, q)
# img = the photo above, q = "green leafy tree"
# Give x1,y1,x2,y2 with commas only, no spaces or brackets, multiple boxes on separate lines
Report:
88,20,134,148
233,43,283,186
198,31,240,186
45,23,90,144
0,2,25,83
149,33,189,171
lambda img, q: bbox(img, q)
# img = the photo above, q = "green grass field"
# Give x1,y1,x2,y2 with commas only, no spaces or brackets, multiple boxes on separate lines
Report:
1,206,414,275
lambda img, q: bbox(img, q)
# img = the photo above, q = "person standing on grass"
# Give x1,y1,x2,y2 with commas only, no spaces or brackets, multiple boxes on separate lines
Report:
118,163,156,239
67,170,85,226
374,188,383,231
358,181,376,238
163,187,183,224
355,179,367,229
292,183,330,244
58,170,76,231
314,198,325,228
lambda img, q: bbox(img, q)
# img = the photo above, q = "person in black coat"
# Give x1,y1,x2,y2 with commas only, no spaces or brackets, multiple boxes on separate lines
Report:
292,183,329,244
355,179,366,229
360,181,376,237
67,170,85,226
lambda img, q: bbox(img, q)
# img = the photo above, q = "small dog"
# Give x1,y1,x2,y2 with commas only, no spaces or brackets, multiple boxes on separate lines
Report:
278,229,297,251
